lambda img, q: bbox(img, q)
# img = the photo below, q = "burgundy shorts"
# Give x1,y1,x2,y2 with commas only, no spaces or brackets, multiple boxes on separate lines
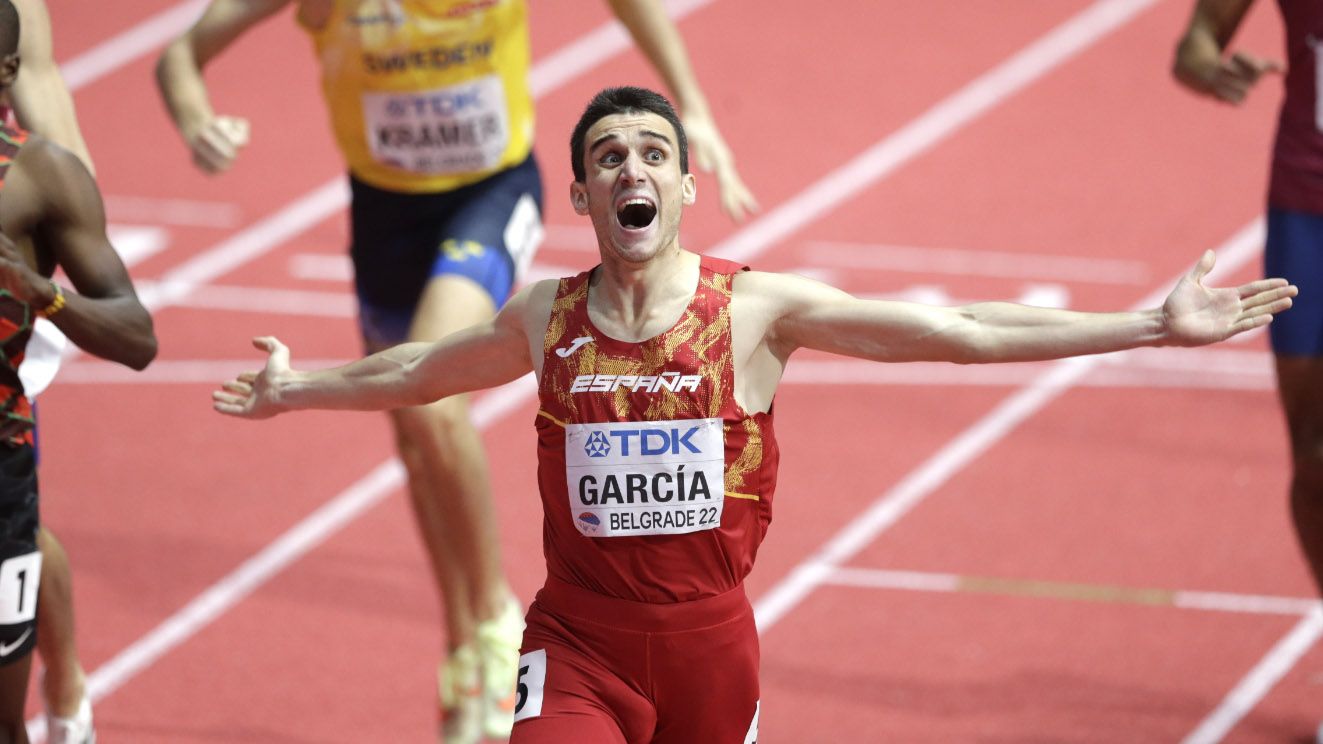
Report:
511,576,761,744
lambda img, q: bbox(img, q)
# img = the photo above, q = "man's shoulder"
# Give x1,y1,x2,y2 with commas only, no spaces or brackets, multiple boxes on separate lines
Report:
11,133,79,178
731,269,803,296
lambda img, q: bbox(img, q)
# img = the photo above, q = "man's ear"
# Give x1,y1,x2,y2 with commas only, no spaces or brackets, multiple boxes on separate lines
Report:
570,181,590,215
681,173,696,206
0,54,19,89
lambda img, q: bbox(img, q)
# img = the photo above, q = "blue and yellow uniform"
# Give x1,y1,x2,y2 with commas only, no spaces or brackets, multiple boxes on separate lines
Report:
301,0,544,346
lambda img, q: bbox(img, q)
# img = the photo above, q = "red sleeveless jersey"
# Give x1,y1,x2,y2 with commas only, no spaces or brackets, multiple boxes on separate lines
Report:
535,255,779,603
0,122,35,446
1270,0,1323,212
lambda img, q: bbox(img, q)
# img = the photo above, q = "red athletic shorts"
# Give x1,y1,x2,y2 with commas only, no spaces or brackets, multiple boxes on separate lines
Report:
511,576,761,744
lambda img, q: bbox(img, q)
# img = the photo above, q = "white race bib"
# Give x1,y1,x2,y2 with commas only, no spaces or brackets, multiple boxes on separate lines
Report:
566,418,724,537
0,551,40,625
361,75,509,174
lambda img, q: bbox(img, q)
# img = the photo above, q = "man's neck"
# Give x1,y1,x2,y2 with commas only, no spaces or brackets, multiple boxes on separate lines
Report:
589,249,700,342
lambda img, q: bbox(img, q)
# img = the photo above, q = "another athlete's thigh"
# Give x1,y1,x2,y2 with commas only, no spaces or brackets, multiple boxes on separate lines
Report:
1265,206,1323,356
427,155,544,310
1276,357,1323,448
347,176,457,349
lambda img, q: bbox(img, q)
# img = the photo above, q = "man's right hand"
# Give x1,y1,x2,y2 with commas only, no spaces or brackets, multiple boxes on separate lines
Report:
188,115,250,173
1199,51,1282,104
213,336,291,418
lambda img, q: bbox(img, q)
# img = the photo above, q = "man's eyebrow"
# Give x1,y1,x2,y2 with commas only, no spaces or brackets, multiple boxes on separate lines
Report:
640,130,673,146
588,129,675,153
589,132,621,153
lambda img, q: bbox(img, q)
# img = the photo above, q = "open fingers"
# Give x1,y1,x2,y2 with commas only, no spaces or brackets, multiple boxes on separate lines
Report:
1239,287,1297,315
1236,277,1291,297
222,379,252,395
212,390,249,415
1237,282,1297,309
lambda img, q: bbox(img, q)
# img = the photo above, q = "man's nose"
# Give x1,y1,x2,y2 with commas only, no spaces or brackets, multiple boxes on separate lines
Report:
619,153,647,183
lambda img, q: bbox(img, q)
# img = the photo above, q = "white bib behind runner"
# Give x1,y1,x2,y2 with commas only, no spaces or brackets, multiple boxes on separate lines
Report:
19,318,66,398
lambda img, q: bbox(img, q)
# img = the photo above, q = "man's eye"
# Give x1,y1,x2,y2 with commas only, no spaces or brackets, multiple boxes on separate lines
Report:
600,152,621,165
646,149,664,161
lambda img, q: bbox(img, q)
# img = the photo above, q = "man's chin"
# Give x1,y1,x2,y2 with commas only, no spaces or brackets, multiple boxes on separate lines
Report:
607,227,660,262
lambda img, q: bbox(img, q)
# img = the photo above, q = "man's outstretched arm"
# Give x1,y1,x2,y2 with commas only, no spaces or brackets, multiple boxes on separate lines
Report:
214,283,543,418
753,250,1296,365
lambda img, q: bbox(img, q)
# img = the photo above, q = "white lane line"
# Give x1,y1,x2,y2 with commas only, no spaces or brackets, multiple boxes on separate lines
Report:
288,254,353,282
61,0,208,90
781,345,1274,390
751,218,1266,632
134,180,351,311
712,0,1160,264
824,567,1320,617
59,359,356,384
41,1,1157,737
105,195,243,228
1182,606,1323,744
141,281,358,318
1176,592,1321,618
803,241,1151,285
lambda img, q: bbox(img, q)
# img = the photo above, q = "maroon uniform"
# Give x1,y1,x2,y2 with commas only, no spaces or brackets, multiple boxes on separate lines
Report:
513,256,775,743
1269,0,1323,212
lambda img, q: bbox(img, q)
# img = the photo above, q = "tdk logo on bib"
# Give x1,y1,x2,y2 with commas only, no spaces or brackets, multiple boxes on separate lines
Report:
584,427,701,459
584,431,611,458
565,418,725,538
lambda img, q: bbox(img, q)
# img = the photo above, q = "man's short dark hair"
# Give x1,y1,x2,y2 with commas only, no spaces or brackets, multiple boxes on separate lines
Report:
570,86,688,183
0,0,18,59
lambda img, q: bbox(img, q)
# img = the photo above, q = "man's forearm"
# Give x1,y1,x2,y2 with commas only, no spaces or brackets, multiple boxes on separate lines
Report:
280,342,438,413
950,303,1169,364
155,41,216,139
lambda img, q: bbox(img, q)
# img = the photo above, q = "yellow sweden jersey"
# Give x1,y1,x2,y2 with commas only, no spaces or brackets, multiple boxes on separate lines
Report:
302,0,535,193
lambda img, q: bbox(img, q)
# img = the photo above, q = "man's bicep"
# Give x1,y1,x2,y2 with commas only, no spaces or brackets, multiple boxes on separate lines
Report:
767,276,961,361
752,272,893,354
35,147,138,297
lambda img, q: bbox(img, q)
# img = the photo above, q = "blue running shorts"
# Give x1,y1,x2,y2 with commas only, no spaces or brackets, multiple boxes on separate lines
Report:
349,155,544,348
1266,206,1323,356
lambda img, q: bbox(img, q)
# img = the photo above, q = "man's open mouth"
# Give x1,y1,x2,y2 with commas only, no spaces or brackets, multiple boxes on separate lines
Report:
616,198,657,229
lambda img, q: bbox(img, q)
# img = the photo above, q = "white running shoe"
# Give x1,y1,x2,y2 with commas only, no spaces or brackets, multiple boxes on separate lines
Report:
438,643,482,744
475,597,525,740
46,696,95,744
